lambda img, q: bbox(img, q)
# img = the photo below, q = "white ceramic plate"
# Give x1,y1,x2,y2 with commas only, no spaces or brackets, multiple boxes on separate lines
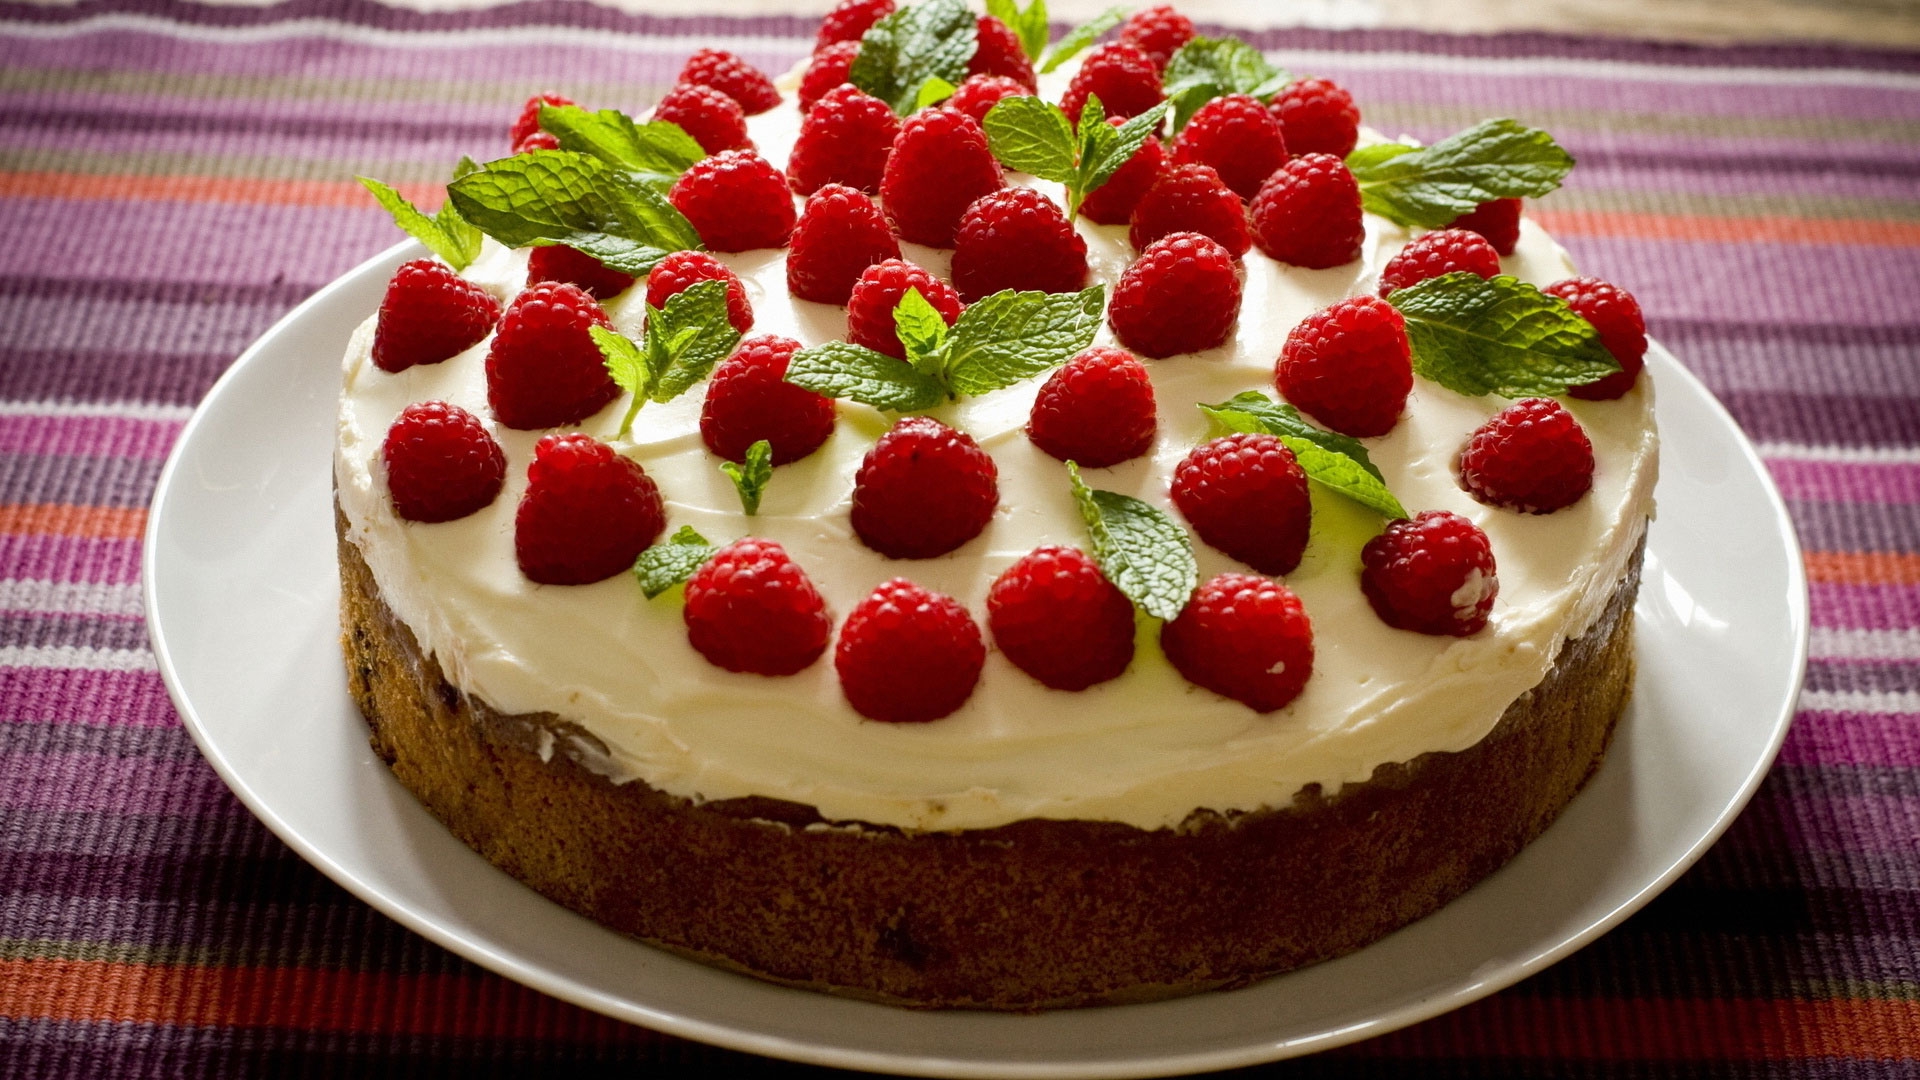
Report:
145,241,1806,1080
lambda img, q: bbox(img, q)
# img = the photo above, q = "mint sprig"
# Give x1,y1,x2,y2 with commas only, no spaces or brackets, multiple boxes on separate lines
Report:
1388,272,1620,398
536,104,703,191
850,0,978,115
720,439,774,516
634,526,717,599
984,0,1049,62
914,76,959,110
358,161,485,270
1068,462,1197,622
1198,392,1408,518
447,150,702,276
1038,7,1126,74
592,279,743,437
1345,119,1574,229
983,94,1172,216
1162,36,1290,131
786,285,1104,410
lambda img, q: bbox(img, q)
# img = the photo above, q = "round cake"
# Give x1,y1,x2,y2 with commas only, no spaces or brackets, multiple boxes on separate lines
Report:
335,2,1658,1010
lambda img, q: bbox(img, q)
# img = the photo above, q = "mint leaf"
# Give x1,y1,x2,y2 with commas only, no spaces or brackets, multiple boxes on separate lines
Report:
943,286,1104,396
786,341,947,412
358,175,484,270
985,0,1049,61
893,286,950,367
914,76,959,111
644,279,741,403
1346,119,1574,229
1198,393,1407,518
1389,272,1621,398
721,440,774,516
1038,6,1125,74
1077,98,1169,210
447,150,701,276
634,526,716,599
982,94,1077,181
592,325,652,438
537,104,703,190
850,0,978,114
1163,35,1290,131
1068,462,1197,622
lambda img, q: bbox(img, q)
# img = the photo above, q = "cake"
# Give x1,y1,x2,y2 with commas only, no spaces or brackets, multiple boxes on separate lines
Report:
336,1,1658,1010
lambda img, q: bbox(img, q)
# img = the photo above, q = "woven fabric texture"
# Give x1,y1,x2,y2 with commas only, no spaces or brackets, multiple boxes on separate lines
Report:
2,0,1918,1075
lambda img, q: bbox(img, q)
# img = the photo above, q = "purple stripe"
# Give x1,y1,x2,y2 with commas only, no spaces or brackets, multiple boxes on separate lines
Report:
1766,794,1920,855
0,452,160,511
1811,584,1920,631
1323,67,1920,121
0,612,148,653
1,93,506,144
0,750,231,813
0,122,486,171
1558,237,1920,325
6,808,292,859
1717,392,1920,449
1781,713,1920,768
0,537,143,585
1768,460,1920,504
1657,321,1920,399
1792,501,1920,552
0,415,183,462
0,669,178,728
0,351,230,409
1805,661,1920,694
1,717,197,760
1569,160,1920,202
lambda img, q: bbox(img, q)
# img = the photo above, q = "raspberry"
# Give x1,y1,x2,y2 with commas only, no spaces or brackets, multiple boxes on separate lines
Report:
654,82,751,156
846,258,963,358
513,131,560,154
1171,94,1287,200
786,184,901,304
669,149,797,252
879,107,1004,247
1458,397,1595,513
381,401,506,523
1276,295,1412,437
526,244,635,300
1360,510,1498,636
1377,228,1503,296
677,48,781,116
1129,163,1250,258
484,281,619,430
1449,197,1521,256
684,538,831,675
1076,117,1164,224
370,258,500,373
968,15,1037,89
851,415,998,559
788,84,899,196
987,546,1135,690
1027,346,1156,467
1109,232,1242,358
950,188,1088,302
835,578,984,723
1268,77,1359,158
1249,153,1364,269
1171,433,1312,575
815,0,893,50
1061,43,1164,124
513,432,665,585
700,335,837,465
798,41,860,112
509,91,573,149
644,250,752,333
1161,573,1314,713
1119,5,1195,71
1544,277,1648,401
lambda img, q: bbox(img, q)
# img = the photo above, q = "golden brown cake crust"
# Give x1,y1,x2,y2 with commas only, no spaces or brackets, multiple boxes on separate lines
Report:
339,507,1640,1010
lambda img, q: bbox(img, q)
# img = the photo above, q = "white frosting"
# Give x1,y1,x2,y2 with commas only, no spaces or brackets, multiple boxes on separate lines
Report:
335,95,1657,833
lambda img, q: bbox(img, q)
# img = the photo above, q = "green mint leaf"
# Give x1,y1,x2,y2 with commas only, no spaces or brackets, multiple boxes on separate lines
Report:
720,440,774,516
1162,35,1290,130
358,176,482,270
914,76,959,111
591,325,652,438
1038,6,1125,74
1076,98,1170,211
943,286,1105,396
1068,462,1198,622
447,150,701,276
644,279,743,403
985,0,1050,60
982,94,1077,182
1346,119,1575,229
634,526,716,599
849,0,978,114
1197,393,1406,518
537,104,704,190
893,286,950,372
1389,272,1621,398
786,341,947,412
452,155,481,180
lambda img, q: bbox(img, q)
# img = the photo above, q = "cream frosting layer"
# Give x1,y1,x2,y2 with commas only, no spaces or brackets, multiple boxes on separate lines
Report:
335,97,1658,832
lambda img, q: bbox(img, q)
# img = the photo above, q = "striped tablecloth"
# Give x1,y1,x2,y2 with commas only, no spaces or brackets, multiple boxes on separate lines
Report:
3,0,1917,1074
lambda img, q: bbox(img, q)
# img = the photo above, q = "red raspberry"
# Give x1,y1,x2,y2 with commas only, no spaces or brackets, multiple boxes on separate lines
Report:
786,184,901,304
370,258,499,373
1129,163,1250,258
815,0,893,50
677,48,781,116
513,432,665,585
1119,5,1195,71
798,41,860,112
655,82,751,156
1276,295,1411,437
968,15,1037,89
684,538,831,675
788,84,899,196
1076,117,1164,225
700,335,837,465
987,546,1135,690
1161,573,1314,712
1249,153,1364,269
879,107,1004,247
1026,346,1156,467
1171,94,1287,201
947,73,1027,125
846,258,963,358
669,149,797,252
1109,232,1242,358
1171,433,1312,575
644,250,752,333
513,131,560,154
951,188,1088,302
381,401,505,523
1268,77,1359,158
851,415,998,559
509,91,573,149
835,578,984,723
1360,510,1498,636
525,244,635,300
1378,228,1503,296
1458,397,1595,513
1061,43,1164,124
1544,277,1648,401
484,281,619,430
1448,197,1521,256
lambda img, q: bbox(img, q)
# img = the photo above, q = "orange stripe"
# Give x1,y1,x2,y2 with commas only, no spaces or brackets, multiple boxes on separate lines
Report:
0,171,442,210
1806,550,1920,586
0,504,146,540
1534,207,1920,248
